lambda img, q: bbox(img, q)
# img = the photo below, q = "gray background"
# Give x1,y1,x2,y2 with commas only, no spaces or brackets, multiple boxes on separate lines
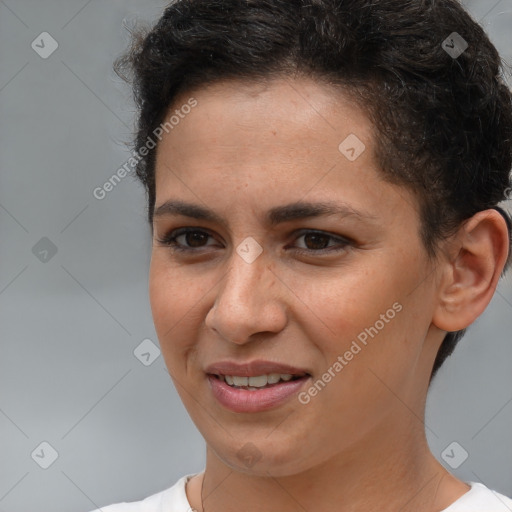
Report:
0,1,511,511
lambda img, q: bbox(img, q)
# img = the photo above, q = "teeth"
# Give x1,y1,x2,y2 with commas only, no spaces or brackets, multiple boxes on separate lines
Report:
220,373,298,388
248,375,267,387
232,376,248,386
267,373,281,384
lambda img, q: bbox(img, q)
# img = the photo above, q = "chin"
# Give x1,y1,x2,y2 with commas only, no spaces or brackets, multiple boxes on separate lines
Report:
210,435,321,478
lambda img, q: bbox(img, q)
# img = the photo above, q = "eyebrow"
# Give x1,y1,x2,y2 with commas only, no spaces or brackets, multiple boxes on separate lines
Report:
153,199,378,227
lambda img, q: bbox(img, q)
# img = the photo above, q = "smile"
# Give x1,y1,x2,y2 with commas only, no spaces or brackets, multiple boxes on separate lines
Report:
207,372,311,413
217,373,304,390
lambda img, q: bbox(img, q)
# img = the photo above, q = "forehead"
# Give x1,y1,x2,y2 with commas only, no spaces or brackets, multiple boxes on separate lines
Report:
152,76,419,231
155,77,376,179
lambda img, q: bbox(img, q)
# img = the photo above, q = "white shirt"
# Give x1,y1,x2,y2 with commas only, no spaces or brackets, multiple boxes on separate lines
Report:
90,474,512,512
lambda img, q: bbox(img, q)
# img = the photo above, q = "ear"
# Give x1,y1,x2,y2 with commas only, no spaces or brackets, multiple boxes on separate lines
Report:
433,209,510,332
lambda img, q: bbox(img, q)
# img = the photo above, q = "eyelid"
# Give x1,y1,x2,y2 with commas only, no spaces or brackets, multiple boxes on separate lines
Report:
156,227,221,249
291,228,353,246
156,226,353,254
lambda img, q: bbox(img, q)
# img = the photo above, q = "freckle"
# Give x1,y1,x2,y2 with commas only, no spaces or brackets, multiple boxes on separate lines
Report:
272,130,277,136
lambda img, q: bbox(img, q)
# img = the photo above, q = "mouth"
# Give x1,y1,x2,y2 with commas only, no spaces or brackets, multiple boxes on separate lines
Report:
205,361,311,413
210,372,308,391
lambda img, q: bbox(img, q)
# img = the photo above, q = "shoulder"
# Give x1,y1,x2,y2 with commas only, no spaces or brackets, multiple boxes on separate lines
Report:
442,482,512,511
88,473,197,512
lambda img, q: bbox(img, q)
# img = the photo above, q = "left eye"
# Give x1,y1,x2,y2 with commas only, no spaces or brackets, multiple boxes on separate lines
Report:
293,230,349,252
156,228,350,254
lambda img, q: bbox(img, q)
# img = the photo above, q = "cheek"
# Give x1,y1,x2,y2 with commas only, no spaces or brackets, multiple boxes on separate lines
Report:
299,286,418,440
149,255,194,348
296,265,395,344
149,258,170,329
303,257,427,377
149,253,218,366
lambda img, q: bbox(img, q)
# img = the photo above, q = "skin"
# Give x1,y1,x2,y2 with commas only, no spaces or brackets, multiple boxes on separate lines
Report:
148,77,510,512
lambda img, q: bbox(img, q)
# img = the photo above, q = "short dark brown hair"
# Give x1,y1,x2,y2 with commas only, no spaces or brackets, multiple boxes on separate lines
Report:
115,0,512,380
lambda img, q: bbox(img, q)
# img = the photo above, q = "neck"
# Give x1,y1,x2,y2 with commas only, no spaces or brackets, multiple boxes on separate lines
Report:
192,414,466,512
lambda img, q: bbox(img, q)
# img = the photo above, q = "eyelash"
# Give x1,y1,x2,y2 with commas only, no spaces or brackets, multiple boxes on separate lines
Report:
156,228,352,255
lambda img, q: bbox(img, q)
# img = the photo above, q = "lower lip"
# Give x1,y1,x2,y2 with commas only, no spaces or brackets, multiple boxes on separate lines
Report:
207,375,310,413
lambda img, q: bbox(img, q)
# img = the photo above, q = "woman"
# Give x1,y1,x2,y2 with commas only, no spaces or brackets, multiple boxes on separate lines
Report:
93,0,512,510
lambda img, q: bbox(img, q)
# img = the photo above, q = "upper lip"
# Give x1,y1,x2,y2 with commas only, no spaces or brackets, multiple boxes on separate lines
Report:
205,360,310,377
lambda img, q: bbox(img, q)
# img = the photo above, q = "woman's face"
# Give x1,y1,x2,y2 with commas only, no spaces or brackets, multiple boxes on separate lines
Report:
149,77,443,476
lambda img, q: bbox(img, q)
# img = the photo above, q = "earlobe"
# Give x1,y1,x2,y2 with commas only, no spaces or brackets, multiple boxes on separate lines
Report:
432,209,510,333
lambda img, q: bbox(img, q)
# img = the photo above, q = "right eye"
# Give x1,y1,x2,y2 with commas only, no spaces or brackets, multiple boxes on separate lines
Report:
156,228,219,252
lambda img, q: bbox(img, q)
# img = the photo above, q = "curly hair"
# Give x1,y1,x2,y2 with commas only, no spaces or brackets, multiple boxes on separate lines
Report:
115,0,512,381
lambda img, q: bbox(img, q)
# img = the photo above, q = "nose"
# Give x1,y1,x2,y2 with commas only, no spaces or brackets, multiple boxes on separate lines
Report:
204,252,288,345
